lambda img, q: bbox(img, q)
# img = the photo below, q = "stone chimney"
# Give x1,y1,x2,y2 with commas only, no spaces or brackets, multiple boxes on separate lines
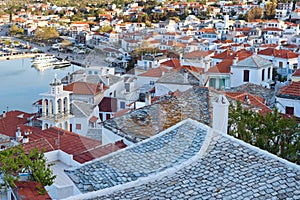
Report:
213,95,229,134
145,92,151,106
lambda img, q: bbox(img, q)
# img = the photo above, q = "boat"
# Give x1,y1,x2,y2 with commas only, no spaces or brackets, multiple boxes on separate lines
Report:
53,60,71,69
32,54,56,65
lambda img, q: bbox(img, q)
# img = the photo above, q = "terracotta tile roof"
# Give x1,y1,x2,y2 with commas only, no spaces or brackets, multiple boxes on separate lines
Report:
181,66,204,74
24,127,102,155
98,97,118,112
160,59,181,69
212,49,253,60
63,82,102,95
277,82,300,100
260,44,278,48
138,67,169,77
113,108,132,118
183,50,214,59
258,48,299,59
73,140,127,164
225,92,271,115
15,181,51,200
89,116,98,123
263,27,283,32
0,111,36,137
207,59,233,74
228,83,275,105
293,69,300,77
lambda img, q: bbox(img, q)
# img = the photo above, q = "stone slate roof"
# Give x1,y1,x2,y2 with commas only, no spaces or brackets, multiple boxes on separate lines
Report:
156,68,200,85
65,119,300,200
65,119,209,193
102,86,212,143
71,101,96,118
233,55,272,69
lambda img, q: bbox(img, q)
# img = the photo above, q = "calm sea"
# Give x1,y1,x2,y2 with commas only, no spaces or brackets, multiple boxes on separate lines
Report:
0,58,82,113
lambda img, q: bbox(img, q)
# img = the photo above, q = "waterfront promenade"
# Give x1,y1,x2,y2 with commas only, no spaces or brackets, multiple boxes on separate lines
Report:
0,52,37,60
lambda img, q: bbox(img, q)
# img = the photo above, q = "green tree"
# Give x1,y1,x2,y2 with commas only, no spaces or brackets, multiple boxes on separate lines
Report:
99,25,113,33
9,24,24,36
228,101,300,164
245,6,263,21
265,2,277,19
35,26,59,41
0,146,56,191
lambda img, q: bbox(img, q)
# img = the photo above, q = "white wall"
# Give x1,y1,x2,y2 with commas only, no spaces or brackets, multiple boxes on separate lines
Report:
231,66,272,88
70,117,88,136
275,97,300,118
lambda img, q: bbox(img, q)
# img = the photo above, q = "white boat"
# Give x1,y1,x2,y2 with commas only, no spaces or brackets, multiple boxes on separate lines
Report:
32,54,57,65
53,60,71,69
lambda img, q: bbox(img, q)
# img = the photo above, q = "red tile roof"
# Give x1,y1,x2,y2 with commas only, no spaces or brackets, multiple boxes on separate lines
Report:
160,59,181,69
277,82,300,99
0,111,36,137
183,50,214,59
73,140,127,164
293,69,300,77
24,127,102,156
113,108,132,118
212,49,253,60
89,116,98,123
63,82,102,95
258,48,299,59
207,59,233,74
15,181,51,200
225,92,271,115
263,27,283,32
138,67,169,77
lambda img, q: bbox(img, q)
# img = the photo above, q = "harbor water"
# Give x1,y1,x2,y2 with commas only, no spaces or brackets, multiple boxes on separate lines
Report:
0,58,82,113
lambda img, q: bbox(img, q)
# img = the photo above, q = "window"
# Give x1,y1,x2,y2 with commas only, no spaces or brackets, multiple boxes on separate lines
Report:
99,113,103,121
106,114,111,120
76,124,81,130
268,67,271,79
125,83,130,92
120,101,126,109
209,78,216,88
243,70,250,82
262,69,265,81
285,106,294,115
149,81,155,85
279,61,283,68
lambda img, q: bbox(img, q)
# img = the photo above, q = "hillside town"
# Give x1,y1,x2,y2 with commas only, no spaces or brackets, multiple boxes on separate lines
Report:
0,0,300,199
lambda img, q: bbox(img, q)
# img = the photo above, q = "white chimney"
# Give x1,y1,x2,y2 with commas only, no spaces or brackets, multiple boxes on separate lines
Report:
100,82,104,90
213,95,229,134
145,92,151,106
106,76,110,86
233,57,238,65
16,127,22,138
199,74,204,86
22,136,29,144
184,72,188,83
